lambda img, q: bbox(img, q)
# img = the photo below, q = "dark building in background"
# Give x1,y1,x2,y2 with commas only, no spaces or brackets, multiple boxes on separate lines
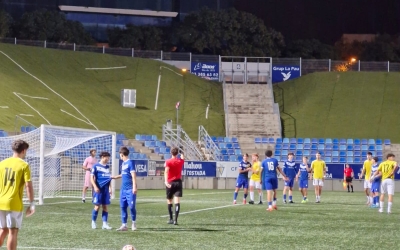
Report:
0,0,235,41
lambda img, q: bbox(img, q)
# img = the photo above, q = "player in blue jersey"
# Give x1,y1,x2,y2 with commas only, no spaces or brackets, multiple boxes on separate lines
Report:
90,152,112,230
113,146,138,231
282,152,298,203
369,157,381,208
296,156,311,203
233,153,252,205
261,150,289,211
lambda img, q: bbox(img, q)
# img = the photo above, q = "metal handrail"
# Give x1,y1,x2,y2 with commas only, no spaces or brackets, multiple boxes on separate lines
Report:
198,125,221,161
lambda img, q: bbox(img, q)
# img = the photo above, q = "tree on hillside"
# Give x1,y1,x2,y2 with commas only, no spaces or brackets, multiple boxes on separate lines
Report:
175,8,285,56
0,10,13,38
107,24,163,50
13,10,94,44
284,39,334,59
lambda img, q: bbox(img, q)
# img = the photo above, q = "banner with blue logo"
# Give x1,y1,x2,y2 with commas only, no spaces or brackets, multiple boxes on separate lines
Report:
272,65,300,83
191,62,219,81
183,161,216,177
119,160,148,177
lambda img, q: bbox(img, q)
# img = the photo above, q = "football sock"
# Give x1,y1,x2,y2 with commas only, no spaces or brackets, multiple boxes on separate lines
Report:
259,193,262,202
250,191,254,201
304,196,307,200
375,196,379,205
273,198,277,206
168,204,173,220
233,192,238,201
92,209,98,222
380,201,384,209
130,206,137,222
175,203,180,221
283,194,287,201
268,201,272,208
121,207,128,224
388,202,392,212
102,211,108,222
289,195,292,201
244,193,248,200
347,184,350,191
350,185,353,192
82,193,86,199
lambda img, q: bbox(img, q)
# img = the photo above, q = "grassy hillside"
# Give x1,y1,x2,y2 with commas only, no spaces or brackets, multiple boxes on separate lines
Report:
273,72,400,142
0,43,225,138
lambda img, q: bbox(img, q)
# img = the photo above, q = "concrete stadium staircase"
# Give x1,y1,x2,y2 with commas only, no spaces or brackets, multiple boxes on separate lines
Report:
123,139,163,161
224,83,281,155
384,143,400,161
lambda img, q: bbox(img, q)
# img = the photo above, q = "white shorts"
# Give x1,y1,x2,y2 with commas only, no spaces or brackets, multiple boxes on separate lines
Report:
381,179,395,195
0,211,23,229
249,179,261,189
313,179,324,186
364,180,372,189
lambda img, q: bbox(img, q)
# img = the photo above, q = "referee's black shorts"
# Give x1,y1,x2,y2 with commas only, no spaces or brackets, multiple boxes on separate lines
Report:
166,179,183,199
345,177,353,183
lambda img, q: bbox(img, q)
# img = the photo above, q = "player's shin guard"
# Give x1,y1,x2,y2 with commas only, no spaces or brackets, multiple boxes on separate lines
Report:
121,207,128,224
175,203,180,221
92,209,99,221
130,206,136,222
244,193,248,200
102,211,108,222
168,204,173,220
233,192,238,201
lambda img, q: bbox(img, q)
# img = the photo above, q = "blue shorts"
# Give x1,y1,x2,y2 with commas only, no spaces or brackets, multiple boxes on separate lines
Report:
371,182,381,193
263,178,278,191
236,178,249,189
120,189,137,208
285,178,295,188
299,179,308,189
92,187,110,206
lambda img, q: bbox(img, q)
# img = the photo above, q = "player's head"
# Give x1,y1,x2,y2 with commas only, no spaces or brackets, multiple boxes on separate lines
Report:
119,147,129,159
288,152,294,161
386,153,395,161
251,153,259,162
12,139,29,159
316,152,321,160
89,149,96,157
99,151,111,164
302,156,308,164
372,156,379,164
171,147,179,157
243,153,249,162
367,152,372,160
345,164,350,168
122,245,136,250
265,150,273,158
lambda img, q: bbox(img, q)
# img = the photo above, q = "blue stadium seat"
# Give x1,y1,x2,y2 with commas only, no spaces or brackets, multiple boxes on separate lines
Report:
376,139,382,145
354,157,362,163
339,139,346,144
303,150,310,156
347,151,354,157
232,138,238,143
332,145,339,151
219,143,226,149
332,157,339,163
237,155,243,161
377,151,383,157
368,139,375,145
354,145,361,151
296,144,304,150
217,137,224,143
139,135,146,141
290,138,296,144
255,138,261,144
333,138,339,145
376,145,383,151
221,149,228,155
275,156,281,161
281,138,288,144
347,145,353,151
325,144,333,150
296,150,303,156
304,144,311,150
339,151,346,157
144,141,151,147
311,138,318,144
318,138,325,144
325,157,332,163
235,149,242,155
347,157,354,163
361,151,367,157
145,135,152,141
310,157,316,162
318,145,325,151
211,136,217,142
276,138,283,144
347,139,353,145
281,155,288,161
154,148,160,154
340,157,346,163
354,139,361,145
282,144,289,150
149,141,156,148
281,150,288,156
361,139,368,145
165,147,171,154
384,139,391,145
164,154,171,160
226,143,233,149
295,156,302,162
275,144,282,150
228,149,235,155
325,138,332,145
262,138,268,144
289,144,296,151
233,143,240,149
224,137,231,143
361,145,368,151
325,151,332,157
368,145,375,151
20,126,26,133
275,150,281,156
304,138,311,144
319,151,324,156
223,155,229,161
151,135,157,141
268,138,275,144
354,151,361,157
339,145,346,151
297,138,304,144
311,150,317,156
311,145,318,150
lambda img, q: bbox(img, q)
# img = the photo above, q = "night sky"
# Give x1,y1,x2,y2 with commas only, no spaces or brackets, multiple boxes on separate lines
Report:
234,0,400,44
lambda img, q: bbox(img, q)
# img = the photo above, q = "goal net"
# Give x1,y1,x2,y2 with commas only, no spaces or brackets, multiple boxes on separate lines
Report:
0,125,117,204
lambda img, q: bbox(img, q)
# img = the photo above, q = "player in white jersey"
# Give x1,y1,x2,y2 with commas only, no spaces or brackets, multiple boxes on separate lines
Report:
369,157,381,208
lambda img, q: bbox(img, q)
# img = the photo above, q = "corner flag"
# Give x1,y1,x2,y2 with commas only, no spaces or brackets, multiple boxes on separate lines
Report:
176,101,180,110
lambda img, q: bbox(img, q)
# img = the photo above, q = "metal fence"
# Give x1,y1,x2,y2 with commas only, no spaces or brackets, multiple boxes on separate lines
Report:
1,38,400,76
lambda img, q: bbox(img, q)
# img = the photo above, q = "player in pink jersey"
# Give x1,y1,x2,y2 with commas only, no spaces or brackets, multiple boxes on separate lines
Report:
82,149,98,203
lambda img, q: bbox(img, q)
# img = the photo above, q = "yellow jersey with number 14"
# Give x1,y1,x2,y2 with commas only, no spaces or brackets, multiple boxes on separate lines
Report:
251,161,261,181
362,159,372,180
311,160,326,179
0,157,32,212
378,160,397,180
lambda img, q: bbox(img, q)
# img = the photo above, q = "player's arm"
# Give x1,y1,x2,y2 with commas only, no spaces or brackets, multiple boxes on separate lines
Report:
91,173,100,192
164,165,171,188
323,163,327,180
276,166,289,181
359,164,365,179
309,162,314,180
24,165,35,217
388,163,399,178
112,173,122,179
131,171,137,194
351,169,354,178
82,159,88,170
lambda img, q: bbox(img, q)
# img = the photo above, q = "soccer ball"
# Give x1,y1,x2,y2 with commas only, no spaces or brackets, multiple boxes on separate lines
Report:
122,245,136,250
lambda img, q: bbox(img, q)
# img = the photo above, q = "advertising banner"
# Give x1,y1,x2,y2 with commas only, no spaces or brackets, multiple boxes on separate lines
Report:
272,65,300,83
183,161,216,177
118,160,148,177
191,62,219,81
216,161,239,178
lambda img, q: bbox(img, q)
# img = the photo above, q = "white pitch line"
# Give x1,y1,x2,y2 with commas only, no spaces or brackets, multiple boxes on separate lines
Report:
19,114,34,117
0,51,98,130
41,200,81,205
0,106,9,108
61,109,92,125
145,191,231,198
160,204,243,217
85,66,127,70
13,92,51,125
19,247,106,250
14,93,49,100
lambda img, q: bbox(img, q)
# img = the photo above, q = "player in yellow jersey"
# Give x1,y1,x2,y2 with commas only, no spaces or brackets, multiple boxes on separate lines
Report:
249,153,262,205
359,152,373,205
371,153,398,214
0,140,35,250
310,152,326,203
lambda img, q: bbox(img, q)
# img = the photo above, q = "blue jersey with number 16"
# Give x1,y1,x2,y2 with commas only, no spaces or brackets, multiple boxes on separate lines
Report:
262,158,279,179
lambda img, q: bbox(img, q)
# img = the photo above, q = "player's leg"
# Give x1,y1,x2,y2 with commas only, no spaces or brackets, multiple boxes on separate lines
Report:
233,180,242,204
166,185,174,224
82,172,90,202
0,211,9,247
249,180,255,204
82,186,88,202
91,191,101,229
387,180,394,213
272,178,278,209
379,180,386,213
117,190,129,231
313,179,318,202
7,228,18,250
264,179,273,211
282,184,288,203
364,181,370,205
288,179,294,203
101,191,112,230
256,182,263,204
129,192,137,230
5,211,22,250
173,181,183,225
243,180,249,204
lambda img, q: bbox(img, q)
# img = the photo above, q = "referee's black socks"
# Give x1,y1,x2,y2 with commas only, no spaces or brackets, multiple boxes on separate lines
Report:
175,203,180,221
168,204,173,220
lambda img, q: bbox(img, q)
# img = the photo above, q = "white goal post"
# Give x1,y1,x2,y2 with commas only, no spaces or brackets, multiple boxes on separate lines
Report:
0,125,117,205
